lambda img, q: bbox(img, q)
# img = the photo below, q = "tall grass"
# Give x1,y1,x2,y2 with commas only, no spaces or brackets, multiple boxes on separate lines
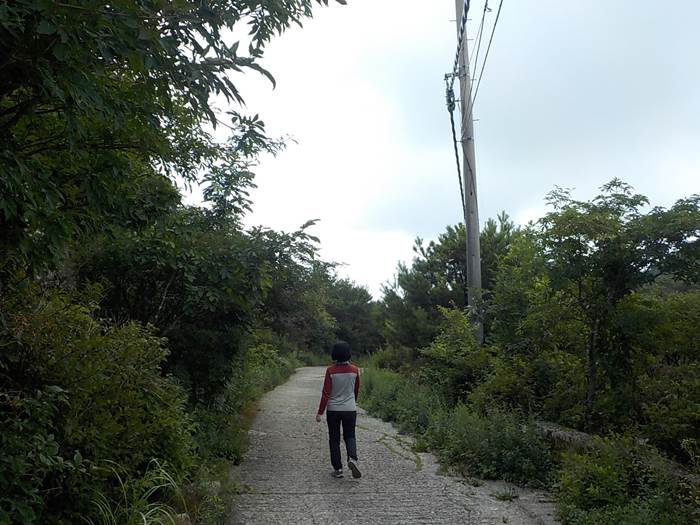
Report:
86,460,184,525
360,366,552,485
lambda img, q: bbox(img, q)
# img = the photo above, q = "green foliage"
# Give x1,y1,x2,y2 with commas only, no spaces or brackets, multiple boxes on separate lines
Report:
468,349,586,428
361,367,444,434
86,460,183,525
382,225,466,349
417,307,490,403
428,404,552,485
0,387,68,524
480,184,700,452
0,0,343,275
382,217,515,349
252,223,338,356
361,366,552,485
559,497,693,525
75,206,269,401
0,286,194,524
193,334,299,463
75,208,351,403
2,1,359,522
556,437,696,525
538,180,700,429
381,215,515,350
480,211,516,292
618,291,700,461
369,181,699,523
295,350,332,367
366,345,419,373
326,278,384,354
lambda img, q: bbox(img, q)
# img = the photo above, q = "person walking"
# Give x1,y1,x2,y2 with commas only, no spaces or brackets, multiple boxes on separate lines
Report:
316,341,362,479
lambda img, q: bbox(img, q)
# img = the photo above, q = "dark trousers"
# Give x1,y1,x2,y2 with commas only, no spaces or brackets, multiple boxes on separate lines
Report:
326,410,358,470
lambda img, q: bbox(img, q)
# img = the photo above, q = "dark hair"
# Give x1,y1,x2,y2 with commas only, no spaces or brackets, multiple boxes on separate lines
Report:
331,341,351,363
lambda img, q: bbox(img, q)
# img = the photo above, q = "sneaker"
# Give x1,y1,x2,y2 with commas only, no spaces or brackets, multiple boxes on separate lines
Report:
331,469,343,478
347,458,362,479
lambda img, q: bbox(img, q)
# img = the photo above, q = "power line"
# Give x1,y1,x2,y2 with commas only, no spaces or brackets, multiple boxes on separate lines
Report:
463,0,504,130
445,79,467,224
469,1,489,79
459,1,490,215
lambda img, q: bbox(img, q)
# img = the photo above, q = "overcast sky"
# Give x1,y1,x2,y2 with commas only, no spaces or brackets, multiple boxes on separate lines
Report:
189,0,700,297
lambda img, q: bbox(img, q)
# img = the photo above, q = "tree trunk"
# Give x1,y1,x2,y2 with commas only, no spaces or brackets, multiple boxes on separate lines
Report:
584,317,600,432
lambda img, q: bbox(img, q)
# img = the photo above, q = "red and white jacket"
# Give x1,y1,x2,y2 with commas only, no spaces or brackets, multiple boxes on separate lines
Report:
317,362,360,414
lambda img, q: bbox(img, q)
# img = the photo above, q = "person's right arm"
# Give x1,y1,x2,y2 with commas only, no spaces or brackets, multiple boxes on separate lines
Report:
317,368,331,417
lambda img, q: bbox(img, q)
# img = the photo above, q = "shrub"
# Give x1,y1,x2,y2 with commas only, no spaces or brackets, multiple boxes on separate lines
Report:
639,363,700,462
359,367,404,421
295,350,331,366
428,404,552,485
0,286,195,524
0,387,69,524
559,496,692,525
367,345,418,372
418,307,492,404
556,437,697,525
468,349,586,428
193,337,299,463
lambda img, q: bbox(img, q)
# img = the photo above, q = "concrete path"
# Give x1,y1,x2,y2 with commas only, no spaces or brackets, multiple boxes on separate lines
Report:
228,367,559,525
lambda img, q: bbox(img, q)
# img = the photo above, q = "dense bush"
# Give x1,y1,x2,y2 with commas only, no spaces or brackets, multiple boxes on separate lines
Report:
365,345,418,373
417,307,492,404
429,404,552,485
0,286,312,524
556,437,698,525
385,184,700,460
364,290,700,521
0,286,194,524
193,334,301,462
467,349,586,428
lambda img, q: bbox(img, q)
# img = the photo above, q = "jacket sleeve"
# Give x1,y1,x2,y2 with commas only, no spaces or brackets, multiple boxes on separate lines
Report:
354,367,360,401
317,368,331,415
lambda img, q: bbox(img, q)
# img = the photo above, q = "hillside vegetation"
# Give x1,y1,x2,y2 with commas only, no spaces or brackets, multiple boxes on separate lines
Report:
0,2,369,524
363,183,700,524
1,2,698,525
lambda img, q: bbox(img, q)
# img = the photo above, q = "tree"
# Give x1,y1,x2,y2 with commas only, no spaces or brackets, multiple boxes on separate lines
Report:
1,0,343,279
326,278,384,354
75,205,271,400
538,179,700,429
252,222,338,355
480,212,516,292
383,217,516,348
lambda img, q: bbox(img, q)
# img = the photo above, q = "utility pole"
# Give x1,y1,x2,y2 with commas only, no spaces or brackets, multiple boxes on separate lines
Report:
454,0,483,343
